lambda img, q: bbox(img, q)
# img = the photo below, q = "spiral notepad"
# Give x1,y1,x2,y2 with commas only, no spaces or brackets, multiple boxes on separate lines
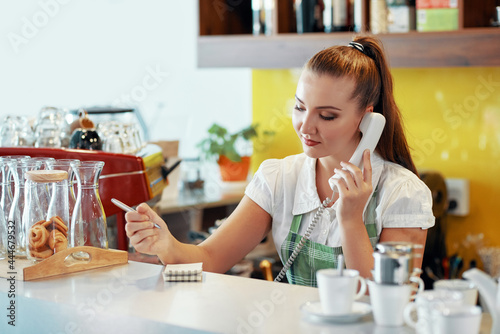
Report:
163,262,203,282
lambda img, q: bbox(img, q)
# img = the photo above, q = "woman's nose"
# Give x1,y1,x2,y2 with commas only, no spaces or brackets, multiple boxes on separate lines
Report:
300,112,316,135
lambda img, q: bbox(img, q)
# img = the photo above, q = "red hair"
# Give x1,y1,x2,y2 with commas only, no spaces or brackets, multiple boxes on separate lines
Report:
304,35,417,175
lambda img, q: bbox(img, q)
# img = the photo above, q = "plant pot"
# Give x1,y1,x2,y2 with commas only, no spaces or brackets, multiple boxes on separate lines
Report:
218,155,250,182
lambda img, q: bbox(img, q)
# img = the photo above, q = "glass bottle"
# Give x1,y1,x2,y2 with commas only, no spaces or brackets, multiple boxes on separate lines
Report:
70,161,107,249
28,157,56,215
296,0,324,33
0,159,8,260
24,170,69,262
47,159,80,225
8,158,41,258
0,156,30,220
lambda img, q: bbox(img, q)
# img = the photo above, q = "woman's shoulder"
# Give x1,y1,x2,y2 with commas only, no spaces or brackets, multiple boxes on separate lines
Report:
246,153,309,213
378,160,432,200
376,160,435,228
258,153,309,175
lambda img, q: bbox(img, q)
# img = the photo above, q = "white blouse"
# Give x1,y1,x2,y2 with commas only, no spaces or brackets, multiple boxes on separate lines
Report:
245,152,435,260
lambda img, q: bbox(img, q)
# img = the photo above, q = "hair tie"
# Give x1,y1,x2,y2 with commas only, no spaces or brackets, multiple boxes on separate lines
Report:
348,41,365,53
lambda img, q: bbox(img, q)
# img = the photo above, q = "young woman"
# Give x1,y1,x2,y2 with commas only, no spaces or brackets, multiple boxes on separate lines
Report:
125,36,435,286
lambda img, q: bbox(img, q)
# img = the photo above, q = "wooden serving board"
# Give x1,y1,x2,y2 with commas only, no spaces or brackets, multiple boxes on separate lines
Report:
0,246,128,281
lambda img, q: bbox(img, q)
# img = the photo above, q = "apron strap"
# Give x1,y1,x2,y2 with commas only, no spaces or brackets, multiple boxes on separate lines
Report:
364,187,379,249
282,188,381,286
290,214,302,234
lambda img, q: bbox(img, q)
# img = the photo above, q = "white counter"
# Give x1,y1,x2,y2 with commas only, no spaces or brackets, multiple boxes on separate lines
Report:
0,261,491,334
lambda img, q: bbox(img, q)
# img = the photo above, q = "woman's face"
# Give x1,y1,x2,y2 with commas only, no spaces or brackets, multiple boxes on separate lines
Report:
293,70,367,163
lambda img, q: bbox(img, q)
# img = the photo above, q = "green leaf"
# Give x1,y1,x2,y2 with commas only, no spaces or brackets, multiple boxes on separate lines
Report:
197,122,271,162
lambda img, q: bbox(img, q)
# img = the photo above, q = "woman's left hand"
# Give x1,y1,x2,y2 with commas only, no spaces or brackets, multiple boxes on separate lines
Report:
330,149,373,223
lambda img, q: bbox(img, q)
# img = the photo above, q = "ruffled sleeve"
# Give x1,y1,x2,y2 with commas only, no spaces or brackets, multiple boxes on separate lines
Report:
245,159,282,216
376,163,435,230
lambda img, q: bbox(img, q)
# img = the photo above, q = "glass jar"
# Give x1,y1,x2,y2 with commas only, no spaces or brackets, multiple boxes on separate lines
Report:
8,158,41,258
47,159,80,225
24,170,69,262
0,159,8,260
70,161,107,249
0,156,30,218
28,157,56,214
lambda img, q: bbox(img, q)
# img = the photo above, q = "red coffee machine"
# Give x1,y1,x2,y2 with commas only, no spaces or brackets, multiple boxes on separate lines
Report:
0,145,166,251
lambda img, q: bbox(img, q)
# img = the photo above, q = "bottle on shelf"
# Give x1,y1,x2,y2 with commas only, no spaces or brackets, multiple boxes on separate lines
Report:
324,0,353,32
296,0,325,33
353,0,363,32
252,0,276,35
370,0,388,33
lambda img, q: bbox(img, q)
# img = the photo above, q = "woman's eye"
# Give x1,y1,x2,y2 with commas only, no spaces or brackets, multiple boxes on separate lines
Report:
320,115,335,121
294,105,305,112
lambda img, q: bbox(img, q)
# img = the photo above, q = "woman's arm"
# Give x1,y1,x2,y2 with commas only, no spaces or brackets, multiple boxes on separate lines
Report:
378,227,428,270
330,149,376,277
125,195,272,273
341,225,428,278
329,150,429,277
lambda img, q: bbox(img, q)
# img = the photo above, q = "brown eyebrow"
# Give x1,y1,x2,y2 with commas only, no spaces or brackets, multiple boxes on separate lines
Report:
295,95,341,111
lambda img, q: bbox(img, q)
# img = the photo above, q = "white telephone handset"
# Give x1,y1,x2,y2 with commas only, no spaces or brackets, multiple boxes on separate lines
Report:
329,112,386,192
274,112,386,282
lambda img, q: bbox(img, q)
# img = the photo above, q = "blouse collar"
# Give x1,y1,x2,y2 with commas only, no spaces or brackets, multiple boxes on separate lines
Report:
292,152,385,215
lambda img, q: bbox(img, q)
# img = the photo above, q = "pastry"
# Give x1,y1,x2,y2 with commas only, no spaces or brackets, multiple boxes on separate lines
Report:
30,245,53,259
33,219,45,227
48,229,68,253
51,216,68,232
29,225,50,250
43,216,68,237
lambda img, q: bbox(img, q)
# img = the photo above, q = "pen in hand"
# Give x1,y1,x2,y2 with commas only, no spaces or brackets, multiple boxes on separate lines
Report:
111,198,161,229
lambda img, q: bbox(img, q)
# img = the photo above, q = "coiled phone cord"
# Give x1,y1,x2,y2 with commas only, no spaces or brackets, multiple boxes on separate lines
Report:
274,196,334,282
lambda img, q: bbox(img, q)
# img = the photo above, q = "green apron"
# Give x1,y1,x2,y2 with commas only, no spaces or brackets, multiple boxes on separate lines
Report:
280,190,379,287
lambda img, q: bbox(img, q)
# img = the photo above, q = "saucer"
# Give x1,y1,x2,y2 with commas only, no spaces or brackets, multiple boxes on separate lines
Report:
300,301,371,323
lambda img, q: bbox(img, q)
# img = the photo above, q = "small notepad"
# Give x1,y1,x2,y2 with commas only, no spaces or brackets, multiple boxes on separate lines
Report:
163,262,203,282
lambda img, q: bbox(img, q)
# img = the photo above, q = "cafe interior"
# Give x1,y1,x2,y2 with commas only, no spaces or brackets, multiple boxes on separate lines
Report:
1,0,500,333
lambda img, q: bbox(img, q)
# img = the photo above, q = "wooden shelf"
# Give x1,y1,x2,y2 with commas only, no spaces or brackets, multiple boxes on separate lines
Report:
197,28,500,68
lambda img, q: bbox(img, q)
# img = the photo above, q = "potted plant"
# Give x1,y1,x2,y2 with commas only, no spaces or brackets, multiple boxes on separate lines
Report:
197,123,259,182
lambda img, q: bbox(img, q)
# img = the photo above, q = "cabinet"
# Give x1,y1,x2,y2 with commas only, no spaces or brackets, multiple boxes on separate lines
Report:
198,0,500,68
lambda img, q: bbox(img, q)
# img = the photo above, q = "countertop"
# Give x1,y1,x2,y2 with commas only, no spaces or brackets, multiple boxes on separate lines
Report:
0,261,492,333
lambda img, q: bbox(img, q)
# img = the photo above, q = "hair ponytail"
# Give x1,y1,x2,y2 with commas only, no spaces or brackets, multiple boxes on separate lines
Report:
305,35,418,175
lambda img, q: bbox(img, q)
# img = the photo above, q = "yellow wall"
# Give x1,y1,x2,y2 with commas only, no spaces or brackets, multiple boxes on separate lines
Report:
252,67,500,265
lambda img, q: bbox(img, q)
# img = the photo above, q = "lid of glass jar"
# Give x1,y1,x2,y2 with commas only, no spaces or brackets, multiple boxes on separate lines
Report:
25,170,68,183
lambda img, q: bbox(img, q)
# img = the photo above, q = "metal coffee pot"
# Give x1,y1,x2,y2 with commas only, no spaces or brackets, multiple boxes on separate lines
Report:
372,242,423,285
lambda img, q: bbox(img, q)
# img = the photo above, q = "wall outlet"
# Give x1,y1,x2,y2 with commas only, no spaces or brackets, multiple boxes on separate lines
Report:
445,178,470,216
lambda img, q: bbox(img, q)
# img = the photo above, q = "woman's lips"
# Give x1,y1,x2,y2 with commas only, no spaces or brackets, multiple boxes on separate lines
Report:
302,136,320,146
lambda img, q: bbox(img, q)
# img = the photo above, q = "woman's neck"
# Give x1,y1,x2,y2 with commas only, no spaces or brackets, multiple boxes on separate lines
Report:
315,158,340,205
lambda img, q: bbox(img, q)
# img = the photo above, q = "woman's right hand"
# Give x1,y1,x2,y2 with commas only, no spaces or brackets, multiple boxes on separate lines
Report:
124,203,176,262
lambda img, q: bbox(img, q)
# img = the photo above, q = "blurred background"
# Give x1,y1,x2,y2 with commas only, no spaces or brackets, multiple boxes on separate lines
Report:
1,0,500,281
0,0,252,158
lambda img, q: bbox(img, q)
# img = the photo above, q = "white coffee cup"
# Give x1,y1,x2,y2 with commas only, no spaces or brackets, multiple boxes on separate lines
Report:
431,304,482,334
368,276,425,327
433,279,478,306
316,268,367,315
404,289,464,333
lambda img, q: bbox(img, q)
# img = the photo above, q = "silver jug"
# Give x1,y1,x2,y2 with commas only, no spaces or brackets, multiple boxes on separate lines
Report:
372,242,423,285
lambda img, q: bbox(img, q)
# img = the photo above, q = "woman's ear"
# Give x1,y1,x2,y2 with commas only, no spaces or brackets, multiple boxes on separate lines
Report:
358,106,374,128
